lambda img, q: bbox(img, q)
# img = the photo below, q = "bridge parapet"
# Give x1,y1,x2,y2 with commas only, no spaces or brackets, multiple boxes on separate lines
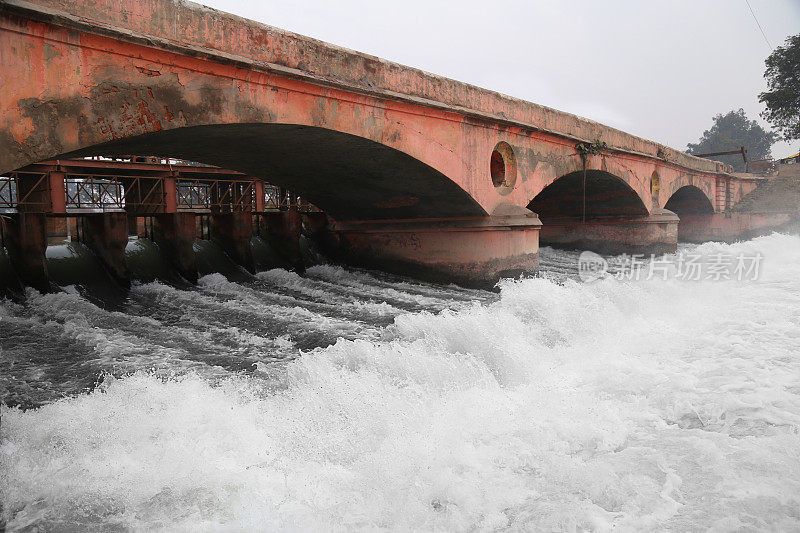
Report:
2,0,729,179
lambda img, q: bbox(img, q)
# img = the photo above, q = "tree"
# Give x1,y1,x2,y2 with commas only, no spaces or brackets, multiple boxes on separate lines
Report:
686,109,776,172
759,34,800,142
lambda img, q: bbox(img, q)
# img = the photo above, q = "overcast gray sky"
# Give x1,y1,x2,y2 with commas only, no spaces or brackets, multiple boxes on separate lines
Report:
201,0,800,158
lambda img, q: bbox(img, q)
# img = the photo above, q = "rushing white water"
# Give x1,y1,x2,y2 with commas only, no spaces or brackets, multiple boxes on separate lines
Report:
2,234,800,531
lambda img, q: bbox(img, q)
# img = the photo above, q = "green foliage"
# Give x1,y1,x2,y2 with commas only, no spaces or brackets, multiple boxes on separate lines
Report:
686,109,776,172
575,139,607,159
759,34,800,141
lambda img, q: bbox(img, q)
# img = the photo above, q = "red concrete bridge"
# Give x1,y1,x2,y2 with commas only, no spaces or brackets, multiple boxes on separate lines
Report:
0,0,776,289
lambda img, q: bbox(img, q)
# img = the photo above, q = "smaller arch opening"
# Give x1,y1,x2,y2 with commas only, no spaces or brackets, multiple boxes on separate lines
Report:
490,142,517,195
664,186,714,216
527,170,648,219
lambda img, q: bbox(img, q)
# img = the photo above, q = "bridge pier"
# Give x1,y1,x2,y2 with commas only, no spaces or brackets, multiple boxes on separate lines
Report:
302,212,330,236
262,210,304,271
324,211,541,287
210,212,255,273
0,169,62,292
80,213,130,287
539,210,679,255
677,213,794,243
46,216,72,245
153,213,199,283
1,213,50,292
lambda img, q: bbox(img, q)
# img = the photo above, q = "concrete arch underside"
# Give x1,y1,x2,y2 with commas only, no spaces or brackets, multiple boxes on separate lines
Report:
61,124,487,221
527,170,649,219
664,185,715,216
529,170,678,255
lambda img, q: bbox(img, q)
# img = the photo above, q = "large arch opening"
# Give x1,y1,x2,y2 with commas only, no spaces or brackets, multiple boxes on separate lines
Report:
527,170,648,219
0,123,492,291
664,186,715,216
56,124,486,221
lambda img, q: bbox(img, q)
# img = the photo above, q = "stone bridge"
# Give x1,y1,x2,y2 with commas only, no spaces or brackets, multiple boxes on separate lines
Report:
0,0,768,287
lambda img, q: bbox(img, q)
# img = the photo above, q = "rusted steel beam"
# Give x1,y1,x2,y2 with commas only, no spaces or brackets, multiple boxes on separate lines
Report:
163,176,177,214
18,159,247,179
694,147,748,163
47,172,66,213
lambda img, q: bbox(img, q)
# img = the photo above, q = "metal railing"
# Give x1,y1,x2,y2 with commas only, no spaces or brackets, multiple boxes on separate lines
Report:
82,155,214,167
177,178,256,210
65,175,125,209
0,176,17,209
0,171,50,210
264,184,319,212
1,165,318,213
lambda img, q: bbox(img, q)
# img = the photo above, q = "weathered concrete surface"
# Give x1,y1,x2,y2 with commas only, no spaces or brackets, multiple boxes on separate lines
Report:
81,212,130,287
210,212,255,273
678,213,793,243
153,213,198,283
262,211,303,272
539,210,679,256
0,0,745,223
302,212,330,237
732,175,800,216
1,213,50,292
326,210,542,287
46,216,70,244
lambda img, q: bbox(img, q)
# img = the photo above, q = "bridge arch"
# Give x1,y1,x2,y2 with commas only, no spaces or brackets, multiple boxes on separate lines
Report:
526,170,649,219
664,185,715,216
0,19,492,220
59,123,487,220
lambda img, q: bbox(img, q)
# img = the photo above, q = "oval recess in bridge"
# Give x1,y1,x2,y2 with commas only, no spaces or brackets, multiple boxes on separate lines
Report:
490,141,517,195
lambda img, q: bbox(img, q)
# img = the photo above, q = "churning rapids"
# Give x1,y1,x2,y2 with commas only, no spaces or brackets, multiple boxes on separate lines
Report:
1,233,799,531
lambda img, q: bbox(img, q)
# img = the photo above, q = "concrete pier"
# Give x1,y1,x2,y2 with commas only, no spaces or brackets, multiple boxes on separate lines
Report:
81,213,130,287
262,210,304,271
153,213,199,283
210,212,255,273
678,213,794,243
1,213,50,292
539,210,679,255
326,211,541,287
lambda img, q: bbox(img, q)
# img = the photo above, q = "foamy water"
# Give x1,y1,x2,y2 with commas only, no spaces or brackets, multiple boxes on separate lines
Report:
2,234,800,531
